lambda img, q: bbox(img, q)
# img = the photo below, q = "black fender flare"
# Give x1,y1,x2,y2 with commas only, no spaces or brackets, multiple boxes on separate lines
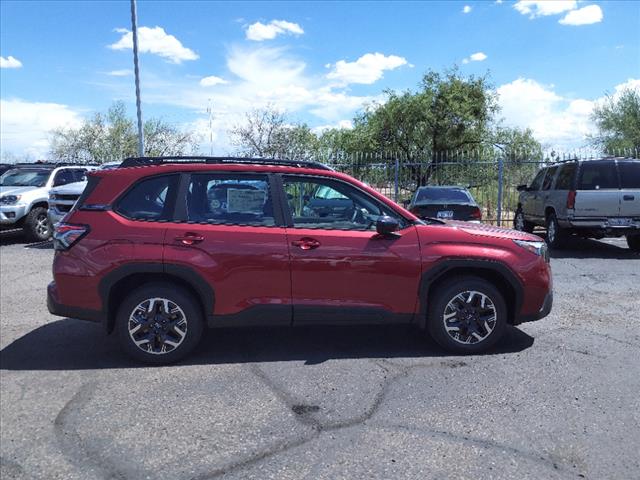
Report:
417,258,524,327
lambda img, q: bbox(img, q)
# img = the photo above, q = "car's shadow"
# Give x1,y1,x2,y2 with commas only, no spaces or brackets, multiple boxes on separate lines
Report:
549,235,638,260
0,319,534,370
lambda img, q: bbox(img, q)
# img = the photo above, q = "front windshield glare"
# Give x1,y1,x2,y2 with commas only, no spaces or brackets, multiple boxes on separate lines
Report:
0,170,50,187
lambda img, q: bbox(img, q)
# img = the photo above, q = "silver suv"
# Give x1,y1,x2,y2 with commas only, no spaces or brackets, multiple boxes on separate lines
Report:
514,158,640,251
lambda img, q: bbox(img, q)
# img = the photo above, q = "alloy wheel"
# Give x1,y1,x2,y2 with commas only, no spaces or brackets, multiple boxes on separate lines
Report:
547,219,556,244
128,298,188,355
442,290,497,345
515,212,525,231
36,214,50,237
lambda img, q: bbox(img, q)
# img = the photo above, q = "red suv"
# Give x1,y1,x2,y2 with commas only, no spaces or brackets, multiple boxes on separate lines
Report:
47,157,552,364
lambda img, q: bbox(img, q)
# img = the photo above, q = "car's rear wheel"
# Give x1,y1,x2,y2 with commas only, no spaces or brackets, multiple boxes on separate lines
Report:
626,234,640,252
24,206,51,242
427,276,507,354
514,209,534,233
545,212,566,248
116,283,203,364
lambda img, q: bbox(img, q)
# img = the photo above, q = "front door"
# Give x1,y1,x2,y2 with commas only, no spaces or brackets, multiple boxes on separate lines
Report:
281,175,422,324
163,172,292,325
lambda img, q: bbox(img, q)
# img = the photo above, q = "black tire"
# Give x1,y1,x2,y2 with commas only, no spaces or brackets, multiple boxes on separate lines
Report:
24,206,51,242
545,212,566,248
513,209,535,233
116,283,204,365
627,234,640,252
427,276,507,354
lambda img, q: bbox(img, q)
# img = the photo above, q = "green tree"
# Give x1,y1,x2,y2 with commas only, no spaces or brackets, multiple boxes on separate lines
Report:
50,102,198,163
590,87,640,154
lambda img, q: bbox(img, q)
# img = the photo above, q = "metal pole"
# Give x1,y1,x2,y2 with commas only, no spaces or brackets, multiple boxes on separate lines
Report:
207,99,214,155
130,0,144,156
394,157,399,203
496,156,504,226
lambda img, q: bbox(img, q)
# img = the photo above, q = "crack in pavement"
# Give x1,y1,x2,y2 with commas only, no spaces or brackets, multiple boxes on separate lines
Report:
53,381,130,480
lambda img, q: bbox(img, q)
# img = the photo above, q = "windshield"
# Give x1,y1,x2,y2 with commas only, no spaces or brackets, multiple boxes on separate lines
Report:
415,188,472,204
0,169,51,187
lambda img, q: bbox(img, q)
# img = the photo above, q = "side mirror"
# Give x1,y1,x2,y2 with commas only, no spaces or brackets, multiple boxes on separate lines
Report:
516,184,528,192
376,215,400,236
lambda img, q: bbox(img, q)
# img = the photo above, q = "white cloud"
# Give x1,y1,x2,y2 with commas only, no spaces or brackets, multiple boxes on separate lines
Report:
109,26,198,63
200,75,228,87
326,53,408,85
245,19,304,41
513,0,576,18
559,4,603,25
106,69,132,77
462,5,472,14
0,98,83,158
1,56,22,69
462,52,488,64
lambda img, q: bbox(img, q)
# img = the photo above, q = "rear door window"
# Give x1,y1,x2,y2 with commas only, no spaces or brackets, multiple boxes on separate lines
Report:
618,162,640,189
554,163,576,190
542,166,559,190
578,162,619,190
116,175,178,221
186,174,275,226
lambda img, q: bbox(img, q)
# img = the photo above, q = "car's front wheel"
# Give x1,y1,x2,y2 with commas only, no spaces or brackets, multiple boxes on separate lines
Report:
626,234,640,252
116,283,204,364
24,206,51,242
514,209,534,233
427,276,507,354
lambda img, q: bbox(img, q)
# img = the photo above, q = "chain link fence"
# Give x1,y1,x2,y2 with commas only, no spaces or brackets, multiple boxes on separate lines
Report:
301,148,639,226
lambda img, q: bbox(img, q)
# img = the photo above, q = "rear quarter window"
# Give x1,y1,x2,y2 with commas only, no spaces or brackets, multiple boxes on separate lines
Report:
115,175,178,221
618,162,640,189
554,163,576,190
578,162,619,190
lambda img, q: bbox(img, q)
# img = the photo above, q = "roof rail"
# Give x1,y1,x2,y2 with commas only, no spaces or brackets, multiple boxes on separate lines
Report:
119,156,334,171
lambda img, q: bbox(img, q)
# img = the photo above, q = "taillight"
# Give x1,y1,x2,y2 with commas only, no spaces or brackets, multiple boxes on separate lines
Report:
471,207,482,220
53,223,89,251
566,190,576,209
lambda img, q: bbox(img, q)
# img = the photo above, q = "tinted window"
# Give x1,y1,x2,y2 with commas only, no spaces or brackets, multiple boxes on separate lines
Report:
555,163,576,190
529,169,546,190
0,169,50,187
542,166,558,190
415,188,473,204
53,169,76,187
72,169,88,182
186,174,274,226
116,175,177,220
618,162,640,189
578,162,618,190
283,176,402,231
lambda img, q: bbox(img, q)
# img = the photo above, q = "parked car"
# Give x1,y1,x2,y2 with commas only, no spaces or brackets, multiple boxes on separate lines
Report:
0,164,96,241
514,158,640,250
48,162,120,226
407,186,482,222
48,156,553,364
0,164,14,176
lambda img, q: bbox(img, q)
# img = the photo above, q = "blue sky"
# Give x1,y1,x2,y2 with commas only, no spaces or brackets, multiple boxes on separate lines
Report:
1,0,639,158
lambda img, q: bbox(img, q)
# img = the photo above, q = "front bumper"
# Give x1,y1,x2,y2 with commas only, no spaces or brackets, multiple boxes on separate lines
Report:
47,208,67,228
515,291,553,324
47,281,104,323
0,204,28,225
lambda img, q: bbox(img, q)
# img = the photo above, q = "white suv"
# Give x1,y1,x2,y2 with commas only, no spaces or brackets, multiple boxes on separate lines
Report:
0,164,95,241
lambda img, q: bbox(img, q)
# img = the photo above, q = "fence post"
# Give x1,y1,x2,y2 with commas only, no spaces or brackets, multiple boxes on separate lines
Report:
496,157,504,226
394,157,399,202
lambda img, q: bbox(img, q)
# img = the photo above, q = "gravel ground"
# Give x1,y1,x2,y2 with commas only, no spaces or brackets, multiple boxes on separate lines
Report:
1,233,639,480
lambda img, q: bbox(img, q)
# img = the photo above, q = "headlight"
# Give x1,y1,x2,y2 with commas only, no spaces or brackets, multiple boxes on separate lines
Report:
0,195,21,205
513,239,549,261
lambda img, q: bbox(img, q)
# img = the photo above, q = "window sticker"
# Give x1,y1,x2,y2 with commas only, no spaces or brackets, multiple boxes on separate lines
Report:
227,189,266,213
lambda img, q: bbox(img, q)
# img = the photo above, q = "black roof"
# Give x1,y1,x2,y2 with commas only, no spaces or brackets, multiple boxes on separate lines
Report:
119,156,334,171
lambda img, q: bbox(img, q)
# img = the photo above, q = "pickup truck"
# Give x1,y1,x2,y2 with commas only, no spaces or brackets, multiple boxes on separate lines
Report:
514,158,640,250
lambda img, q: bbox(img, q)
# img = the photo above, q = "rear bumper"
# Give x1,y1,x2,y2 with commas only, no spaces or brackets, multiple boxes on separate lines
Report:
515,291,553,324
47,281,104,323
559,217,640,234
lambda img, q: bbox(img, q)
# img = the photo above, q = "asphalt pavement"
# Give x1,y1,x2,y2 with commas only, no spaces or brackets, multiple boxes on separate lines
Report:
0,232,638,480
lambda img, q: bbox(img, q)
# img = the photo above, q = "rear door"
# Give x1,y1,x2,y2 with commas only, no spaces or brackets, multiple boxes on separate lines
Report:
163,172,292,325
617,160,640,217
522,168,546,222
574,161,620,218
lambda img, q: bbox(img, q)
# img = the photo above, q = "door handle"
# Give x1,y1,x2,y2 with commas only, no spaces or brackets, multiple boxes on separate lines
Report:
623,195,635,201
175,232,204,245
291,237,321,250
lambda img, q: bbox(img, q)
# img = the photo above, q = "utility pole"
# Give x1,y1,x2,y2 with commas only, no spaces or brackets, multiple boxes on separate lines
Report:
206,99,214,155
130,0,144,156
